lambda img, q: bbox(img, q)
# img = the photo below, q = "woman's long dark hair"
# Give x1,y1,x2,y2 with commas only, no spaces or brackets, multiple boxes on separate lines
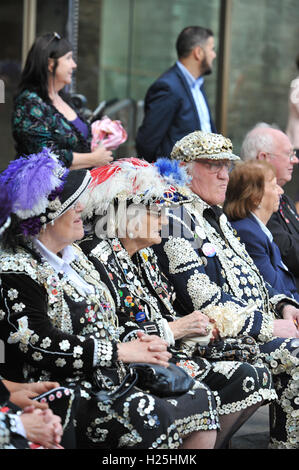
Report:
15,32,73,103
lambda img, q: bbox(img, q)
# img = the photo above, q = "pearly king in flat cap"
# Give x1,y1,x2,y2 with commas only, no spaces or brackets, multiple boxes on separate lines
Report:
170,130,240,162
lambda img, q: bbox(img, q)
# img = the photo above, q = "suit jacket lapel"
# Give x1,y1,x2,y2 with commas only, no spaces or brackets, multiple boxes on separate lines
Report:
248,214,283,268
174,64,201,128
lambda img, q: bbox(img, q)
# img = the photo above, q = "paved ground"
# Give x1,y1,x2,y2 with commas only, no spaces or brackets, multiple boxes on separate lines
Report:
230,405,270,449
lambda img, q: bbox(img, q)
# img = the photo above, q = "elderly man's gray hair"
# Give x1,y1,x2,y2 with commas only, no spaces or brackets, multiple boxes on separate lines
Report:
240,122,280,161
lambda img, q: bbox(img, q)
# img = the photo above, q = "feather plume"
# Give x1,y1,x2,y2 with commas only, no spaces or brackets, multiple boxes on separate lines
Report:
82,157,190,220
155,158,191,186
0,149,68,219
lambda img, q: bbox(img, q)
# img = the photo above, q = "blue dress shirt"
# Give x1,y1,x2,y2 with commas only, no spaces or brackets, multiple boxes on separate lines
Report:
176,61,212,133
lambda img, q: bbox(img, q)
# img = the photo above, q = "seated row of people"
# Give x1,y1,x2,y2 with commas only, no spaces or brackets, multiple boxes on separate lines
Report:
0,150,270,450
0,130,298,449
11,31,299,298
5,30,299,450
153,130,299,449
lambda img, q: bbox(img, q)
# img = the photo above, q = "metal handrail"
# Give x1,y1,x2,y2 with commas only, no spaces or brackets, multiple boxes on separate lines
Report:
103,98,135,117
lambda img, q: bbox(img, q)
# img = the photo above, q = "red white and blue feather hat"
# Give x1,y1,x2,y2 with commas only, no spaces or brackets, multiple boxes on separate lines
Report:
81,157,193,220
0,148,91,236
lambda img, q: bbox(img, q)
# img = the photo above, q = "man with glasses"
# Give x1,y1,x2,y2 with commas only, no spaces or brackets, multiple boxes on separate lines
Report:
241,123,299,290
153,130,299,449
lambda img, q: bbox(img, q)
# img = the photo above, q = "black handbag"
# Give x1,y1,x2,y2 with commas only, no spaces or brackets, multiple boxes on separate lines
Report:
95,362,195,405
130,362,195,396
196,335,259,363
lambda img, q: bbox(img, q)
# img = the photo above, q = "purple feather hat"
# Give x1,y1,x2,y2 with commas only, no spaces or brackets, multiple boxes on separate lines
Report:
0,148,91,236
0,148,67,219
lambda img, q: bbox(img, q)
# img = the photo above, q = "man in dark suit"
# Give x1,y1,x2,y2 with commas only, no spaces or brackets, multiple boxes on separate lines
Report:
240,123,299,289
135,26,217,162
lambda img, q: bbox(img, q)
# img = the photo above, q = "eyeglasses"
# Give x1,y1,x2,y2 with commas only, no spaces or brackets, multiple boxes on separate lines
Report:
44,32,61,49
198,160,233,173
267,151,298,162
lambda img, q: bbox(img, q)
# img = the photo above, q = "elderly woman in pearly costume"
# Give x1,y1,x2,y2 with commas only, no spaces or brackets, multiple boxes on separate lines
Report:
0,187,66,449
0,149,227,449
153,130,299,449
80,157,276,449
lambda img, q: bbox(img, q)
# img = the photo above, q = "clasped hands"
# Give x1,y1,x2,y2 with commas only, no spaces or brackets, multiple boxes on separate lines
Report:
2,380,63,449
117,331,172,367
117,312,219,368
20,406,63,449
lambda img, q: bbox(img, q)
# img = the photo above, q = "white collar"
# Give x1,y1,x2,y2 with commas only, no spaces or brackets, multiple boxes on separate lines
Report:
250,213,273,243
33,239,77,272
33,239,95,295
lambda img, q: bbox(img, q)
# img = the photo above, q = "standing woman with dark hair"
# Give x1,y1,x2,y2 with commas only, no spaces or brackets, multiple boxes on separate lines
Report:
12,32,113,170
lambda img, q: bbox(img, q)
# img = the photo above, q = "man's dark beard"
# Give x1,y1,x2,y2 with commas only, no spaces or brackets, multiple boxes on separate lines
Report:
201,55,213,76
203,68,212,76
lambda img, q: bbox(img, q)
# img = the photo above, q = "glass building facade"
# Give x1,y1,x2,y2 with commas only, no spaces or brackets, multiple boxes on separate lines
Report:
0,0,299,196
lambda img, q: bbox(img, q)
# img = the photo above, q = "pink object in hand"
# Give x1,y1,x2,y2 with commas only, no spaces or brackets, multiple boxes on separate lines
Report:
91,116,128,151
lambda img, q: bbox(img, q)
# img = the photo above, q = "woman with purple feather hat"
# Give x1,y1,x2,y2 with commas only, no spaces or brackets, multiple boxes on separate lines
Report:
0,148,225,449
0,186,65,449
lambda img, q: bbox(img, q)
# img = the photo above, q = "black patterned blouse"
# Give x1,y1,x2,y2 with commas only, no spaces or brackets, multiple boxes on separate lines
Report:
12,90,91,167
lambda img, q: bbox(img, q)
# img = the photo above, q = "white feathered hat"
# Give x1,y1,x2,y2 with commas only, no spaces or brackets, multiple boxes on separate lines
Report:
82,157,193,220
